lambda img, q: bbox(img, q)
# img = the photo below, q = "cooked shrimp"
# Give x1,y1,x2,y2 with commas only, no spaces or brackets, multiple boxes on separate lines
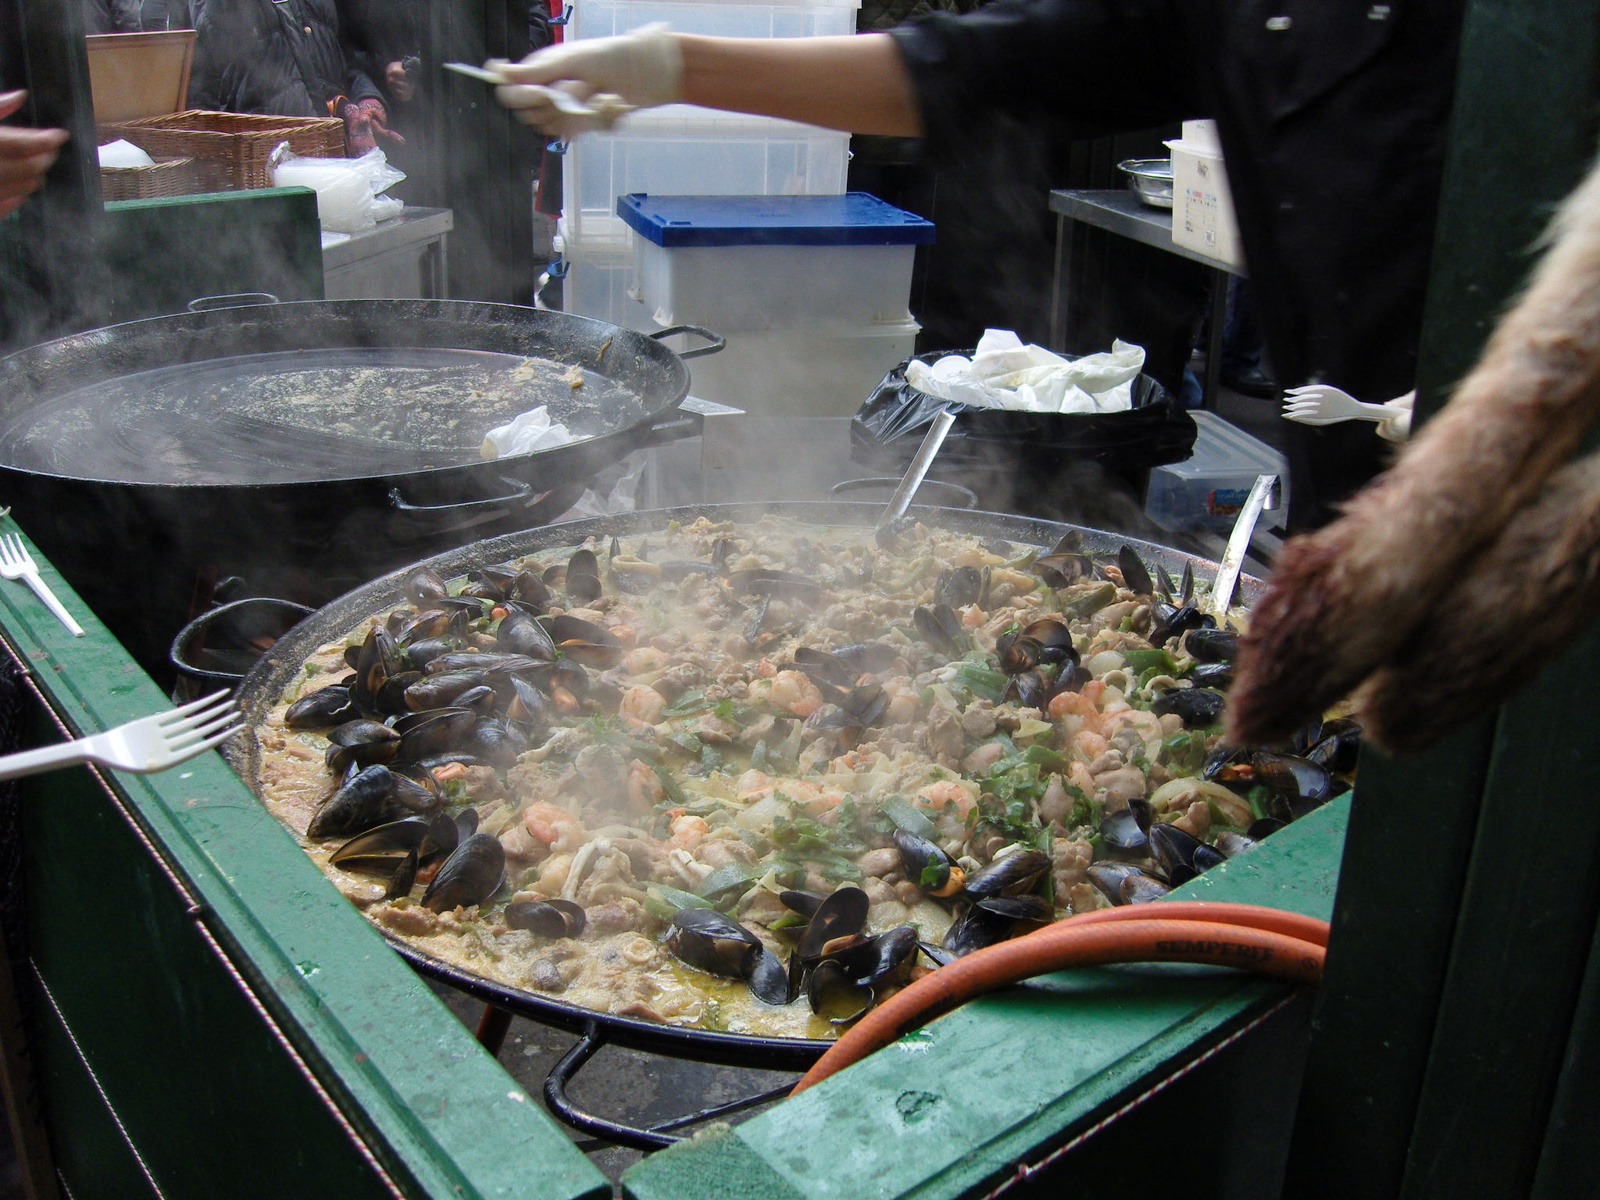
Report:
768,669,823,718
525,802,585,854
736,769,774,801
666,814,710,850
619,685,666,727
626,760,665,812
912,780,977,822
624,646,667,674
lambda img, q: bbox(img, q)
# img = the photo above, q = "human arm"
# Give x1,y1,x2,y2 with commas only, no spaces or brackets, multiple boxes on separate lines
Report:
0,92,69,219
492,27,920,138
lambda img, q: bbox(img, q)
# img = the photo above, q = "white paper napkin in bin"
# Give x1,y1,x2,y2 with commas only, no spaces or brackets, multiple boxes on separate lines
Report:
905,329,1146,414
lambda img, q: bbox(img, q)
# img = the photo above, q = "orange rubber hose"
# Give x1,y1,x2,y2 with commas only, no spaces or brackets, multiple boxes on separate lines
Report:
790,913,1327,1095
1056,901,1331,947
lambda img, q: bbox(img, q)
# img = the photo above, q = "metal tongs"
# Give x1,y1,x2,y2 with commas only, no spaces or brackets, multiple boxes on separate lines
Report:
875,407,958,544
1205,473,1279,622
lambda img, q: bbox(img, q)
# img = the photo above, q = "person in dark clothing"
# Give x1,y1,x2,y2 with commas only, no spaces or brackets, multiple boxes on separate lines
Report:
188,0,398,154
493,0,1464,529
82,0,194,33
335,0,420,109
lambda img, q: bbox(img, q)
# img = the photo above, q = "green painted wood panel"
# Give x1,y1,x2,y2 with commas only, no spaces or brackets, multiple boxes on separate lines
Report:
623,799,1349,1200
0,522,609,1200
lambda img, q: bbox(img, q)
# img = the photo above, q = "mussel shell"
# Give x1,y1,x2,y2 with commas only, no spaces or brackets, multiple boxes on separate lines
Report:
793,647,858,692
1183,627,1239,664
390,767,444,814
963,849,1050,899
996,631,1041,676
463,718,528,770
1150,600,1212,647
405,568,449,608
893,829,965,898
324,719,402,773
1149,822,1209,883
285,685,356,729
935,565,988,610
542,614,623,670
327,815,433,875
1253,752,1335,805
403,669,491,711
1189,663,1236,689
913,604,965,657
832,642,902,673
942,896,1051,956
403,637,460,670
1002,669,1055,710
747,947,797,1005
1150,687,1228,729
351,626,403,714
724,568,823,601
1087,861,1148,905
307,764,400,840
393,707,477,761
795,886,870,960
1098,808,1150,857
1117,546,1154,597
505,898,586,938
506,676,553,728
1033,551,1096,588
421,833,506,912
664,907,762,978
497,611,559,659
778,889,827,919
1120,873,1173,904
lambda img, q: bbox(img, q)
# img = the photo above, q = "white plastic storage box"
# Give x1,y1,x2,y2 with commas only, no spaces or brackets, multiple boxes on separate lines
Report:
618,192,934,329
553,219,656,332
1165,120,1243,268
571,0,859,44
561,108,850,246
661,319,920,417
1144,410,1288,533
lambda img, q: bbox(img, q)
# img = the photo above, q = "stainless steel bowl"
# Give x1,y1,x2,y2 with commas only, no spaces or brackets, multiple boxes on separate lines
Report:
1117,158,1174,208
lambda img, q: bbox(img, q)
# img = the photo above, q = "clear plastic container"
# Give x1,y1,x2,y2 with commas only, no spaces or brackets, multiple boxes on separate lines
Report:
561,108,850,245
570,0,859,44
1143,410,1289,533
553,220,657,332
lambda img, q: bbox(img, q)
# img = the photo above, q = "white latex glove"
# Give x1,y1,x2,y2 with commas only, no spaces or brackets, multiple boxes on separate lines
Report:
491,24,683,137
1376,390,1416,443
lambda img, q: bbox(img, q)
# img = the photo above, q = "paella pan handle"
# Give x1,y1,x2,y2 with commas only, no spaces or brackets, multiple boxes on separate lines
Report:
169,597,316,689
186,293,281,312
386,476,542,516
649,325,725,360
543,1021,797,1151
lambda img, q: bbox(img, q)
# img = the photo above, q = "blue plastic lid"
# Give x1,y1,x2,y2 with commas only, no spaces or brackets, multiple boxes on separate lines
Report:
617,192,936,248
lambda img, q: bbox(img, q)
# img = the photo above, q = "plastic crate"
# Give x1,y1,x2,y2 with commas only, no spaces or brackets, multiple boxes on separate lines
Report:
570,0,858,43
553,220,657,332
618,192,933,330
1143,410,1287,533
561,107,850,245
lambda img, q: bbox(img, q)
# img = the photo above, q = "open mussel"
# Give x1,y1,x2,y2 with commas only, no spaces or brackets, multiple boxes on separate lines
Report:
402,669,492,712
1116,546,1155,598
894,829,965,898
664,908,791,1005
349,626,405,715
941,895,1052,957
935,565,989,610
421,832,505,913
496,610,558,659
914,604,967,657
392,707,477,761
323,720,401,774
1150,600,1212,647
963,848,1050,900
542,614,623,670
806,926,919,1023
1149,822,1226,886
505,898,586,938
794,886,870,961
724,568,824,602
565,548,603,605
1087,861,1171,906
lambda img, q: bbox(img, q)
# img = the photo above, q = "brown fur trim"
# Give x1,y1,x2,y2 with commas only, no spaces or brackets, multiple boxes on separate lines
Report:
1360,453,1600,753
1227,156,1600,747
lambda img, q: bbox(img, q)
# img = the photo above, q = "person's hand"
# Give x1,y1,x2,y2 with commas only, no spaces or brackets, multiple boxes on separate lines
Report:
385,61,416,103
1375,390,1416,444
490,24,682,137
340,97,404,155
0,90,68,218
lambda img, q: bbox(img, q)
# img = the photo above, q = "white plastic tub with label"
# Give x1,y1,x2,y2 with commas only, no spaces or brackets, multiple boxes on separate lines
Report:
618,192,935,329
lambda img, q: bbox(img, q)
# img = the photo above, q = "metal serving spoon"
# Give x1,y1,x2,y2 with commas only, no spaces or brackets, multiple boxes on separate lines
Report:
875,407,959,541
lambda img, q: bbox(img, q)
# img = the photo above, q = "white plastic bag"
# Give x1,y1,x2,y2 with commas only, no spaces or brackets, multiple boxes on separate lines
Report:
905,329,1146,414
480,406,584,459
270,144,406,235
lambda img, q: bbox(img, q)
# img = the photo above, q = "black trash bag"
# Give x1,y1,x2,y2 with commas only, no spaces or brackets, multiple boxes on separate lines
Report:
850,349,1196,476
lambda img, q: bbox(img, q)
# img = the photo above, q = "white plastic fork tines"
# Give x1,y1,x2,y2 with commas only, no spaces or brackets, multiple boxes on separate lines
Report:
0,532,83,636
0,691,243,783
1280,384,1408,426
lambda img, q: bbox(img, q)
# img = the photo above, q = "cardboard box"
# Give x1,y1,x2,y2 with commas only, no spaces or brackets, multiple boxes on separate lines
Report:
1166,130,1243,269
86,31,195,123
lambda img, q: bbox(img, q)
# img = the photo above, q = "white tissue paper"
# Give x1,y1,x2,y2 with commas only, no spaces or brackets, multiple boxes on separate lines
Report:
905,329,1146,414
98,139,155,168
271,144,406,234
480,406,583,460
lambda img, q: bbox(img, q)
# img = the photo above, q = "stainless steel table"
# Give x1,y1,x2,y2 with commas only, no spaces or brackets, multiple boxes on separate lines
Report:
1050,188,1244,406
321,205,453,299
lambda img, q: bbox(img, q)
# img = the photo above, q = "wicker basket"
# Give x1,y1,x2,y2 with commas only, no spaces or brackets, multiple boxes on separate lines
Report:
100,155,201,201
99,110,346,191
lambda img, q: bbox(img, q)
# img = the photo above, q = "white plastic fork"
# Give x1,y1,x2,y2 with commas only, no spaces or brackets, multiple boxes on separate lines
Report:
0,690,243,782
0,532,83,636
1281,384,1410,426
